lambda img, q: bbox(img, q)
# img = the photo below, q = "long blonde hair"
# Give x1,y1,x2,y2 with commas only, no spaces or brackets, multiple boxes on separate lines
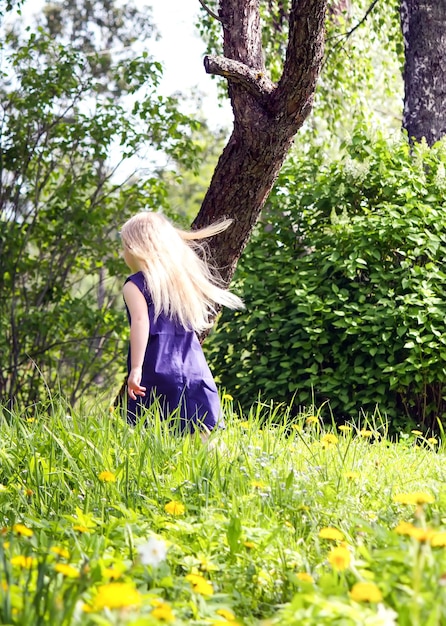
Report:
120,211,244,332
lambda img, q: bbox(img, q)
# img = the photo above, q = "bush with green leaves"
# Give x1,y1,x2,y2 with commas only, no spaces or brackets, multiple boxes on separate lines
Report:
206,125,446,431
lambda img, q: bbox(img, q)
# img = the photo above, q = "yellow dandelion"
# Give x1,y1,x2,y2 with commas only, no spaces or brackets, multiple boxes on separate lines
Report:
393,491,435,505
98,471,116,483
10,555,34,568
222,393,233,402
50,546,70,559
91,582,142,610
73,525,91,533
306,416,319,425
327,545,351,571
319,527,344,541
394,521,416,536
321,433,338,445
216,608,236,620
243,541,256,549
411,430,423,436
185,573,214,596
296,572,314,583
54,563,80,578
344,471,360,480
102,566,123,580
251,479,268,489
25,489,33,497
338,425,352,433
291,424,302,432
359,429,373,438
350,581,383,603
427,437,438,445
407,527,435,543
151,601,175,622
164,500,185,516
26,418,36,423
12,523,33,538
431,532,446,547
239,421,250,429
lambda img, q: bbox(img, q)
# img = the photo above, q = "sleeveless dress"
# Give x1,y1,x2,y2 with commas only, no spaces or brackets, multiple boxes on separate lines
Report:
124,272,223,433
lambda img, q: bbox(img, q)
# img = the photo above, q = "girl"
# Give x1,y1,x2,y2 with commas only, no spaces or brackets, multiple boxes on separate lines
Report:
120,211,243,436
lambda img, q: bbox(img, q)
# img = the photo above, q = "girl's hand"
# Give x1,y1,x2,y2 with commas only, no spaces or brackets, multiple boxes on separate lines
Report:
127,367,146,400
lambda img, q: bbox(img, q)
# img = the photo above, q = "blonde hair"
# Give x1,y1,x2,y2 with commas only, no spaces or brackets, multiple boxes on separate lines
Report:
120,211,244,332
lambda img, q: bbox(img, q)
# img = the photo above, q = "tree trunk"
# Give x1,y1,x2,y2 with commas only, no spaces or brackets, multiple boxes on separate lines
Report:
192,0,327,285
401,0,446,146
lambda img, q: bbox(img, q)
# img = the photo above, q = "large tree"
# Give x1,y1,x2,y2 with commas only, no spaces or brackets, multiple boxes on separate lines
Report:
191,0,327,284
401,0,446,146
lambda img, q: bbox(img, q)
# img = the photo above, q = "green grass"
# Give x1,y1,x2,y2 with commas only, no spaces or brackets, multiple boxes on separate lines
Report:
1,397,446,625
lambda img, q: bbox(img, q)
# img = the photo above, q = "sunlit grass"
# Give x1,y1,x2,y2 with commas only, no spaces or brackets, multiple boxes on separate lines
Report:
0,397,445,624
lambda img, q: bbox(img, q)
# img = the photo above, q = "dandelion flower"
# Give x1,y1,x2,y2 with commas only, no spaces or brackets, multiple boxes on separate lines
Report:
394,521,416,536
251,480,268,490
98,471,116,483
350,581,383,603
411,430,423,436
359,429,373,438
151,600,175,622
185,573,214,596
243,541,256,549
431,532,446,547
102,566,123,580
73,525,91,533
344,471,360,480
222,393,233,402
50,546,70,559
164,501,185,516
319,527,344,541
393,491,434,505
296,572,314,583
321,434,338,446
327,545,351,571
306,416,319,425
137,536,168,567
55,563,80,578
12,523,33,538
216,608,237,620
338,425,352,433
407,527,435,542
91,582,142,610
427,437,438,445
10,555,34,568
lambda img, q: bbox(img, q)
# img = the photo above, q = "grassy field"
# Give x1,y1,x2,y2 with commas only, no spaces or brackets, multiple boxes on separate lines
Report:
0,397,445,625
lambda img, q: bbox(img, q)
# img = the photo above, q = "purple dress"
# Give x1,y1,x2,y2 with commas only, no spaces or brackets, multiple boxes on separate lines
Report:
125,272,223,433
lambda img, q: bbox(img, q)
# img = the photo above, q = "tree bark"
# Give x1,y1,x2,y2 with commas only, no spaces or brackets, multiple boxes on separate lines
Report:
401,0,446,146
192,0,327,285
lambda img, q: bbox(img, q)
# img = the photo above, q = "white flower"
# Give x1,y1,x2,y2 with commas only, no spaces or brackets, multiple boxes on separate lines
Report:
364,604,398,626
137,536,168,567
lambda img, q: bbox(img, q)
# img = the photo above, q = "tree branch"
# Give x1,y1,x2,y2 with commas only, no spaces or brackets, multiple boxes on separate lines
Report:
198,0,223,23
345,0,379,38
204,54,276,101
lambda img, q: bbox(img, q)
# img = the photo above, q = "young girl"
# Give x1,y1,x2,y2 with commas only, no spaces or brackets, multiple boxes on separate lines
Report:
120,211,243,435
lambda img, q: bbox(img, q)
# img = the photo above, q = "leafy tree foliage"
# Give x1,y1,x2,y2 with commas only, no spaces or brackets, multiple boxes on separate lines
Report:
206,126,446,431
0,3,200,406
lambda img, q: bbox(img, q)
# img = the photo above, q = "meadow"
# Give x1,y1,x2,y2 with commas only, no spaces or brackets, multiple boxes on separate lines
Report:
0,397,445,625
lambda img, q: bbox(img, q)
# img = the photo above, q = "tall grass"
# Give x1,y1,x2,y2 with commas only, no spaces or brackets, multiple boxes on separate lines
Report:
0,397,445,625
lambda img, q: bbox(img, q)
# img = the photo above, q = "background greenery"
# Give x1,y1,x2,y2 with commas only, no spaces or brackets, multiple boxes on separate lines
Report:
206,126,446,432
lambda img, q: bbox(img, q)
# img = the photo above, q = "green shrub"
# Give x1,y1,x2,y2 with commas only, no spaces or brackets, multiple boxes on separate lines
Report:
206,126,446,431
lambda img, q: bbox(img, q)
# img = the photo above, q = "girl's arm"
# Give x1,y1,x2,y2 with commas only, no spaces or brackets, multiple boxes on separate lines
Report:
123,281,150,400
